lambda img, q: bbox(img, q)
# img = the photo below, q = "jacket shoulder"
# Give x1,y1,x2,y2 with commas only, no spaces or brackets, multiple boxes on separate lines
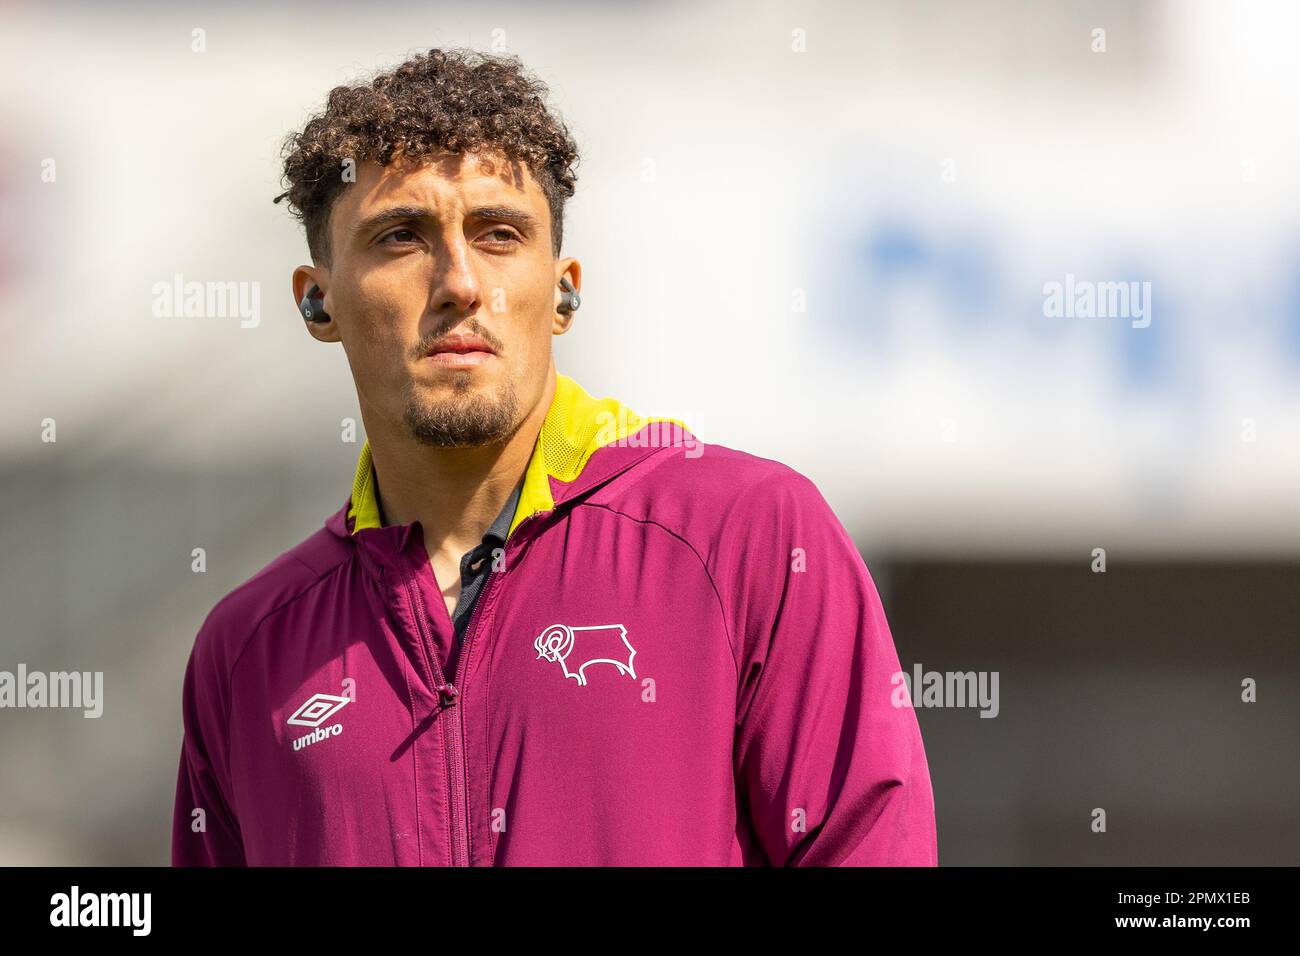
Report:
642,441,826,513
187,523,353,680
594,441,836,552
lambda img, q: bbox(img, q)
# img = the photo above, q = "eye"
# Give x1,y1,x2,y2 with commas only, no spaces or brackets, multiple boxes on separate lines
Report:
480,228,521,246
380,227,419,245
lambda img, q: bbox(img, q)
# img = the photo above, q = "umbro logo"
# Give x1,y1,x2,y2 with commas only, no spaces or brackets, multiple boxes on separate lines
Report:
287,692,351,752
287,693,351,727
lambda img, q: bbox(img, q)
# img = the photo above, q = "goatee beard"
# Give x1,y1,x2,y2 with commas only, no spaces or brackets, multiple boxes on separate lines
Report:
401,376,520,447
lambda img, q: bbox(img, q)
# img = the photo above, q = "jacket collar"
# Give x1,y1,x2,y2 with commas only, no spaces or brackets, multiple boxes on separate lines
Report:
330,373,692,543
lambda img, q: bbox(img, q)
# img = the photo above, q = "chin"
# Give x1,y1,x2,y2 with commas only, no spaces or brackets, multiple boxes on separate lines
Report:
400,375,520,448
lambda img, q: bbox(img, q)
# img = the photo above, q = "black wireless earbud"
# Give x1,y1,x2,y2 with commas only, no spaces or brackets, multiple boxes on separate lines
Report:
302,281,573,323
299,284,330,324
558,276,581,315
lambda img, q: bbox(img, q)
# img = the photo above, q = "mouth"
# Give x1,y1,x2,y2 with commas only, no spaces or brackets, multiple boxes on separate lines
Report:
423,333,497,369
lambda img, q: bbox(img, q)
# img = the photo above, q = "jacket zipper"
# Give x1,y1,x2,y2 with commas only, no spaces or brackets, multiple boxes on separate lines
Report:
447,533,514,867
404,515,536,867
401,578,462,864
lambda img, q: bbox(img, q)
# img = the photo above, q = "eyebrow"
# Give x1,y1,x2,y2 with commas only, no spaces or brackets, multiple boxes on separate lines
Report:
350,204,541,240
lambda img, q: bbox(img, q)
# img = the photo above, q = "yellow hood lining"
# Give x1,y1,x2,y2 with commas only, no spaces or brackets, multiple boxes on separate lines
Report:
347,373,689,538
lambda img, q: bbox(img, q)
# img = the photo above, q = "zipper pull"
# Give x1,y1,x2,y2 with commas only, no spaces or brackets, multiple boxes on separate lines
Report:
436,682,460,707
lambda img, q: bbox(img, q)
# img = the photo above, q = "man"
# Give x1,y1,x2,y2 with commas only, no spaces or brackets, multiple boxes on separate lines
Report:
171,48,937,866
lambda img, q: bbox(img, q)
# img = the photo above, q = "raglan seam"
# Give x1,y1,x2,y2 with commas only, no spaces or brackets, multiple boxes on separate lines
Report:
220,553,354,770
578,456,813,688
581,502,740,684
225,553,353,688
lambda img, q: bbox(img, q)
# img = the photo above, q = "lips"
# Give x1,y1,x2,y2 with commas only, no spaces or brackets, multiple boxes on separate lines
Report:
422,332,497,370
426,333,495,357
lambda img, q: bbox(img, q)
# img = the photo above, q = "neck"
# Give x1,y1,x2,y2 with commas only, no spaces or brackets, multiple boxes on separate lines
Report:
362,368,555,561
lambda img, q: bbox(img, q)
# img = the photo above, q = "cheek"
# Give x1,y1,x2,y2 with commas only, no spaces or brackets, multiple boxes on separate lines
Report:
504,298,555,365
336,311,412,408
343,282,415,357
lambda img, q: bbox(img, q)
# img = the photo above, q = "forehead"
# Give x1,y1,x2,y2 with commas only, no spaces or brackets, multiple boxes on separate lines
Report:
336,151,547,225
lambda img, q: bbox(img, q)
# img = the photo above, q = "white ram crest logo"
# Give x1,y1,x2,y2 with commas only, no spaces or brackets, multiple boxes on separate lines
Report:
534,624,637,687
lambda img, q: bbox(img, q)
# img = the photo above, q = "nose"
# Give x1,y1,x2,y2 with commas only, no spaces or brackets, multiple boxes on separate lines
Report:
429,233,481,323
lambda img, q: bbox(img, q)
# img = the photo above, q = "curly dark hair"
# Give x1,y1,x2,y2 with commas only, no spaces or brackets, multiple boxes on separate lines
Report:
275,48,579,264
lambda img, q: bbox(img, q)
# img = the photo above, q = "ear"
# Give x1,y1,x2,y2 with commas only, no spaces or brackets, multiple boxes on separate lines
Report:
292,265,341,343
552,258,582,335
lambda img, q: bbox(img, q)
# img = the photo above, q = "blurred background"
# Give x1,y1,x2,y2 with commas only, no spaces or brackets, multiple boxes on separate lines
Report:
0,0,1296,864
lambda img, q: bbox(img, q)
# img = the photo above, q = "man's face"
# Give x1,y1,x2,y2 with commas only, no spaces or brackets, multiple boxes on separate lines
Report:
310,151,569,447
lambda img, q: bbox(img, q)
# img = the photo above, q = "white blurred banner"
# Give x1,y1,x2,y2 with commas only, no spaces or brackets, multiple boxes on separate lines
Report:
1,0,1297,555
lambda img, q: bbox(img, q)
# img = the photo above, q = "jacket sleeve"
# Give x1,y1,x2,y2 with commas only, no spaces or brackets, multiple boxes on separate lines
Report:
724,468,937,866
171,615,246,866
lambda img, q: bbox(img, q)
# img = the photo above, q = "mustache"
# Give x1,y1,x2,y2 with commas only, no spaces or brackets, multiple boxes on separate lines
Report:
411,317,505,358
